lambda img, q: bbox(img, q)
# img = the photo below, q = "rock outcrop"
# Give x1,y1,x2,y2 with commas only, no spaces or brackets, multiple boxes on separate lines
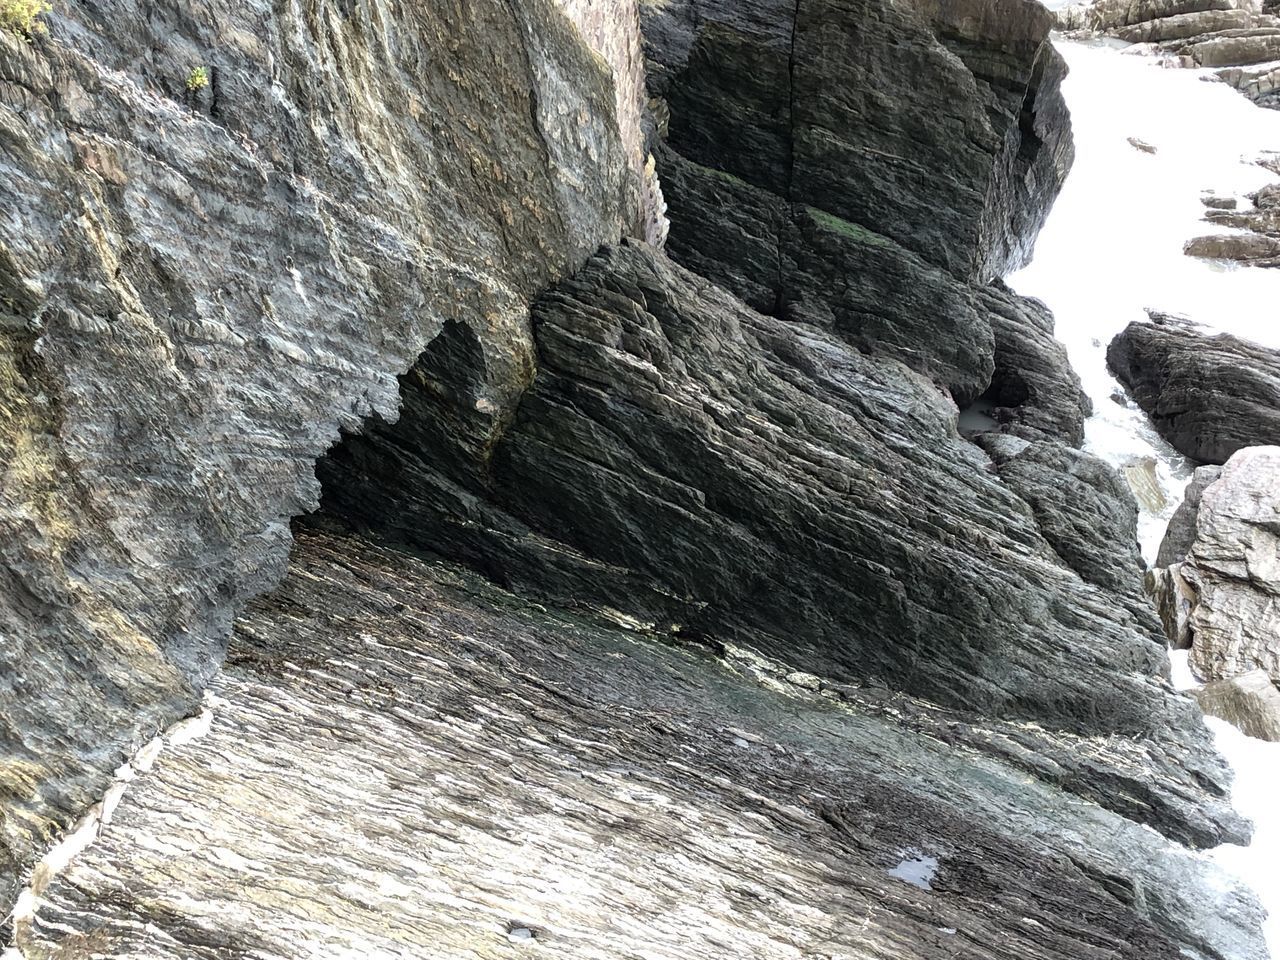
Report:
0,0,648,916
1186,180,1280,267
321,241,1245,854
1066,0,1280,109
1,0,1267,957
1107,314,1280,463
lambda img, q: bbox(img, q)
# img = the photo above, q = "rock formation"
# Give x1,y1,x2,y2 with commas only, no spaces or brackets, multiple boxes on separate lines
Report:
0,0,649,917
1150,447,1280,748
0,1,1269,958
1107,314,1280,463
1186,180,1280,268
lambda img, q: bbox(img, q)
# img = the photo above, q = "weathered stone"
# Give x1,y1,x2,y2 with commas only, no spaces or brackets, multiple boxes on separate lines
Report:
1157,465,1223,568
1115,8,1252,41
1184,232,1280,264
1149,563,1198,650
1179,29,1280,66
1201,194,1239,209
1107,315,1280,463
320,241,1244,850
11,528,1267,960
640,0,1073,281
1194,669,1280,741
0,0,645,916
1185,447,1280,684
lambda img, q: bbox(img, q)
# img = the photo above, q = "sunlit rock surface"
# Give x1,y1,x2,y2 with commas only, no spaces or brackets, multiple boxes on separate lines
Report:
11,528,1267,960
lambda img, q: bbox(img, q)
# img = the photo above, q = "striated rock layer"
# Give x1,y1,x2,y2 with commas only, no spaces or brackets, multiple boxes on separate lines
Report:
12,528,1268,960
0,0,646,915
1107,315,1280,463
321,241,1246,854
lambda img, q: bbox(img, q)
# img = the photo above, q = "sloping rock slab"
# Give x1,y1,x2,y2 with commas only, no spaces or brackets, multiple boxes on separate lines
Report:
1107,315,1280,463
12,528,1268,960
320,242,1244,848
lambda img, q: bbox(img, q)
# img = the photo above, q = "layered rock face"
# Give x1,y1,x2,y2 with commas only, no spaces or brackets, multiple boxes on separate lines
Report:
1107,315,1280,463
2,1,1269,958
12,527,1266,960
1186,181,1280,268
0,0,645,916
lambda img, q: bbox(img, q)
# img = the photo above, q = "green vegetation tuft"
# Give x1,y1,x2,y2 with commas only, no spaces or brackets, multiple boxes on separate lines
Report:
186,66,209,92
806,207,892,248
0,0,51,36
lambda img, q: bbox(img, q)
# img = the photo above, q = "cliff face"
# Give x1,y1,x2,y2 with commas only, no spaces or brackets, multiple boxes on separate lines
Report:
0,1,1268,958
0,0,645,912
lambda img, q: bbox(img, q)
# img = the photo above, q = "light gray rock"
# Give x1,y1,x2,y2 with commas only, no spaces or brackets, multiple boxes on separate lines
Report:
1157,465,1223,567
1088,0,1238,30
1194,669,1280,741
1116,7,1252,40
1186,447,1280,684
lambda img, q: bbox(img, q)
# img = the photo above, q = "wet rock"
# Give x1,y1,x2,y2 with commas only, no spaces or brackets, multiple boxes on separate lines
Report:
1184,447,1280,684
1107,314,1280,463
11,528,1267,960
1201,194,1239,209
1194,669,1280,741
1128,136,1159,153
0,0,645,915
321,241,1244,849
1176,29,1280,67
1121,457,1170,515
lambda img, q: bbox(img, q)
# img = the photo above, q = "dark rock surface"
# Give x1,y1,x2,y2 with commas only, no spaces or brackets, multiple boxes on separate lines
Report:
12,527,1266,960
640,0,1074,281
320,241,1244,850
1107,314,1280,463
0,0,647,916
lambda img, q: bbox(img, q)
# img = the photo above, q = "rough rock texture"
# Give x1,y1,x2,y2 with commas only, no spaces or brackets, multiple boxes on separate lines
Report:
1184,231,1280,265
639,0,1074,282
1115,8,1252,41
0,0,645,916
1087,0,1239,30
1183,447,1280,684
1194,669,1280,742
11,527,1267,960
1107,315,1280,463
320,242,1245,851
1157,464,1223,568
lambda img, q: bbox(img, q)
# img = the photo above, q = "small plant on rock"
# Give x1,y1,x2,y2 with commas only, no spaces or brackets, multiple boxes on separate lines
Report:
0,0,52,36
186,66,209,92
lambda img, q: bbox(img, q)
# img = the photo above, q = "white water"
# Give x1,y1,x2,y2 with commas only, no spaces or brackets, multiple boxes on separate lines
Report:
1010,38,1280,958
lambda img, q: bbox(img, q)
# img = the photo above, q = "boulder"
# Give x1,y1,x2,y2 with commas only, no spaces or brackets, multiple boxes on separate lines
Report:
1185,447,1280,684
1088,0,1238,30
640,0,1073,281
1107,315,1280,463
1184,232,1280,264
1194,669,1280,741
1157,465,1223,567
